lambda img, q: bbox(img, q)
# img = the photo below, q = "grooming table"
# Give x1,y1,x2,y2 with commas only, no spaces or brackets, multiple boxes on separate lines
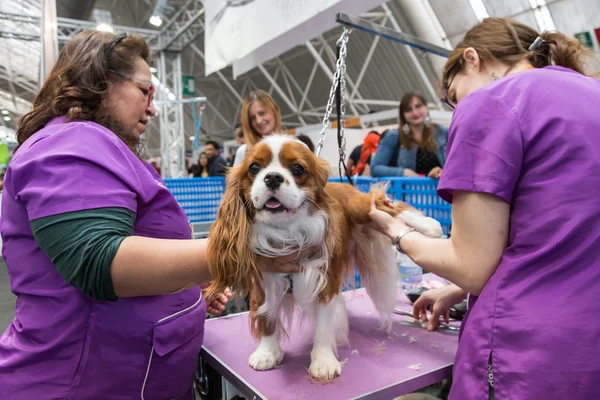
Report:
200,286,460,400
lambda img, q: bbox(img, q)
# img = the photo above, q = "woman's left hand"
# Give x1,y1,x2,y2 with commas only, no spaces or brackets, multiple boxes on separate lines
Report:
201,282,233,316
428,167,442,179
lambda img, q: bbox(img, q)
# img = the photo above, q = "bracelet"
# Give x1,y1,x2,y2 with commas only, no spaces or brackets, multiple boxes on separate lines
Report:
393,227,416,252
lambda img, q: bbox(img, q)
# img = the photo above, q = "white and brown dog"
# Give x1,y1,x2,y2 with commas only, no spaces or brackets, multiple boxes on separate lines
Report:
206,134,442,380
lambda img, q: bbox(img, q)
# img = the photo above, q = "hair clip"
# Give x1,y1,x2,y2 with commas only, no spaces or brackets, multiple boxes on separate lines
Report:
528,36,546,51
106,32,128,54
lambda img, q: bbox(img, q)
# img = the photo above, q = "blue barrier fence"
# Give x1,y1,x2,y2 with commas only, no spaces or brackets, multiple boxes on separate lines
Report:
164,176,452,235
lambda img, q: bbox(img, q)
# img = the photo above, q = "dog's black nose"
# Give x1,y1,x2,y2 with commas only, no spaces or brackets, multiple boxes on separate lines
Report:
264,172,284,190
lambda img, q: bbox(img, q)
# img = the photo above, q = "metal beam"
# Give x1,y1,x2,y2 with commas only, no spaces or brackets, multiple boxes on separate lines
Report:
158,0,205,51
189,43,242,103
41,0,59,81
258,64,301,117
349,16,385,101
381,3,442,109
335,12,451,58
299,56,320,111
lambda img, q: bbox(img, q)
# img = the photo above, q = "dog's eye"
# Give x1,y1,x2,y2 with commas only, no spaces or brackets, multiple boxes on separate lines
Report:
290,164,305,177
249,163,261,176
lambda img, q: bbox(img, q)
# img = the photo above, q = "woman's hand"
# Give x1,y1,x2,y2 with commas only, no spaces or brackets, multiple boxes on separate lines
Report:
366,195,409,239
412,284,467,331
428,167,442,179
403,169,420,177
201,282,233,316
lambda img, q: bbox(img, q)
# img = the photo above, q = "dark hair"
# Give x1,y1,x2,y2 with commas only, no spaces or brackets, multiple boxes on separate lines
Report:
442,17,591,90
205,140,220,150
16,30,151,151
398,92,437,153
295,134,315,152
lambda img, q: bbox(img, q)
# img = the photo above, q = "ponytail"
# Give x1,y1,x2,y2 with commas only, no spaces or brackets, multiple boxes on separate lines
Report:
538,31,588,74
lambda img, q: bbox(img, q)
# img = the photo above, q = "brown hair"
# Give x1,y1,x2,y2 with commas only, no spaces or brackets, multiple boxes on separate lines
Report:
398,92,437,153
240,90,282,148
442,17,590,90
16,30,151,151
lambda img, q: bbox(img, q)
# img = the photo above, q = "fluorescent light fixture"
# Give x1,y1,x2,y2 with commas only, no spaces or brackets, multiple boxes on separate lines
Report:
468,0,489,21
189,136,195,140
3,116,11,121
149,15,163,27
96,23,114,32
150,67,158,73
0,110,8,115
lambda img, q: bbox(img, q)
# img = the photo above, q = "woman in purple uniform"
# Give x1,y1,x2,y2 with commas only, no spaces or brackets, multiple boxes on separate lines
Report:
0,31,291,399
369,17,600,400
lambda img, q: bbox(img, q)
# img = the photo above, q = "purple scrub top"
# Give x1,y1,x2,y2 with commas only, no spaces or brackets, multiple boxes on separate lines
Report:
0,117,206,399
438,66,600,399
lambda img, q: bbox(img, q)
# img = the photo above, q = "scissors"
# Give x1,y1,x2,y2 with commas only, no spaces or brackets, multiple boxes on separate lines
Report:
394,309,460,332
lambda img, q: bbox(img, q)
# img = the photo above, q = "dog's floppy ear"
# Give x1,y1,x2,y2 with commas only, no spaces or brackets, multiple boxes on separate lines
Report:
314,156,331,188
206,164,260,299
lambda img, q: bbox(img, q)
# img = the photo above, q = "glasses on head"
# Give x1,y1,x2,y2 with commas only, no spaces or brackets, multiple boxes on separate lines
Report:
111,70,154,107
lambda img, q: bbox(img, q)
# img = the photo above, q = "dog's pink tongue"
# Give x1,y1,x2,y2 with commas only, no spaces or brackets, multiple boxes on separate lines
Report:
265,199,282,209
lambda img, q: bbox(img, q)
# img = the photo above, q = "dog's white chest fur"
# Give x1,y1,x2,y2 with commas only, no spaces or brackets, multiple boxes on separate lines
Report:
251,208,328,258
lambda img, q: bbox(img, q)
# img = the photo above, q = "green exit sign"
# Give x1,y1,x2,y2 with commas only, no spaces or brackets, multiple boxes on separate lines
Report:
574,31,594,50
182,75,196,96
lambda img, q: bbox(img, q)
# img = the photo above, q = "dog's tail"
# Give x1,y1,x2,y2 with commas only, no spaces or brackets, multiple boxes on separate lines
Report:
352,226,399,334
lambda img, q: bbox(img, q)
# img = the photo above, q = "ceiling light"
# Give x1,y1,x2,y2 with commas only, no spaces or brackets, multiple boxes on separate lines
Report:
0,110,8,115
3,116,11,121
149,15,163,27
96,23,114,33
150,67,158,73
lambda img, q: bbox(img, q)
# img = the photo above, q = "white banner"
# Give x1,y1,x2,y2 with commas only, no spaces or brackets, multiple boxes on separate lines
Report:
204,0,383,78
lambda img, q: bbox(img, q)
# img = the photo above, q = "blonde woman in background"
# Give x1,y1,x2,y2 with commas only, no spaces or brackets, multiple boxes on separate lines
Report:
233,90,283,166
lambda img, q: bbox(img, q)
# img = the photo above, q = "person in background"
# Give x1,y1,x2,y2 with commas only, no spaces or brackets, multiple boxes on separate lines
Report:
371,92,448,179
193,152,210,178
0,30,297,399
204,140,227,177
150,159,161,176
235,122,245,145
233,90,283,166
367,17,600,400
350,130,381,176
295,134,315,153
345,144,362,175
228,123,245,167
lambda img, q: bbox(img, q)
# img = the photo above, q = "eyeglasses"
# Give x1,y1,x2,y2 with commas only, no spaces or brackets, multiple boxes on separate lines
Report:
441,72,458,111
440,61,462,111
111,70,154,107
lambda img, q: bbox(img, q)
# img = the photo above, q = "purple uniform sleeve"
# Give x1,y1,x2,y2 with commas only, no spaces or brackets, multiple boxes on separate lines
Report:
9,122,141,220
437,90,523,204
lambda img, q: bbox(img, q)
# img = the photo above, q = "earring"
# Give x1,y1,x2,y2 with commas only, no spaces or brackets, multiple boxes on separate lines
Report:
402,124,411,134
424,115,431,128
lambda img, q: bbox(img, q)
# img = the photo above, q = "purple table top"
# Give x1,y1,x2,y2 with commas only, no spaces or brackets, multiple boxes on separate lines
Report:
201,287,459,400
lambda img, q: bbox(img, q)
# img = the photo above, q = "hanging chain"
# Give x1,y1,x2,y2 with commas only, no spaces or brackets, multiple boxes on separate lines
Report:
338,37,348,169
316,28,352,157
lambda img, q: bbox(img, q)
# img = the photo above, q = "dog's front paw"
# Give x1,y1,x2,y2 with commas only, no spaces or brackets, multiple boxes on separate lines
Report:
248,345,283,371
309,349,342,380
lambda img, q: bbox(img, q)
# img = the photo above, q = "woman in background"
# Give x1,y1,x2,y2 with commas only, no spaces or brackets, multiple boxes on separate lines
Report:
233,90,283,166
371,92,448,178
350,129,381,176
193,152,210,178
